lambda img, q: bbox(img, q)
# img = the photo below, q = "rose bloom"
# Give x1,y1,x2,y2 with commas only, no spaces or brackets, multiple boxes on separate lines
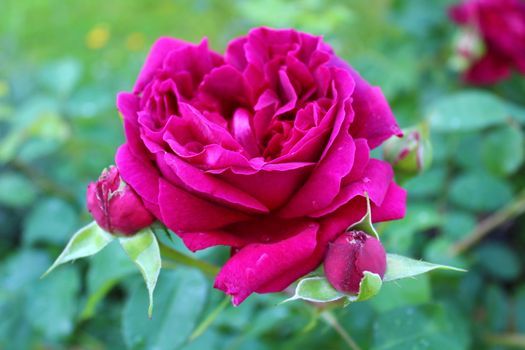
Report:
449,0,525,85
116,27,406,305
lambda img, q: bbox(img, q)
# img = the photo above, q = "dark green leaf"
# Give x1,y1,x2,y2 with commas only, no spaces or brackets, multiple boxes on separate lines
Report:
484,285,509,332
0,173,37,208
371,275,431,313
373,304,470,350
449,172,513,212
427,91,508,132
122,268,208,350
476,243,522,281
481,124,524,176
23,198,78,246
25,266,80,340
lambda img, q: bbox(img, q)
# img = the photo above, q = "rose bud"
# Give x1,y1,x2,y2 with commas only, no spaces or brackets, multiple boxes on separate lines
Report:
324,231,386,294
86,166,155,235
383,126,432,177
449,29,485,73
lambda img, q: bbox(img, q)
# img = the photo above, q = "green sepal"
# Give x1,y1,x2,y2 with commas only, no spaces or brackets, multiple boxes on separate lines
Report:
282,271,382,305
384,253,466,282
349,193,379,239
119,228,161,318
42,221,114,278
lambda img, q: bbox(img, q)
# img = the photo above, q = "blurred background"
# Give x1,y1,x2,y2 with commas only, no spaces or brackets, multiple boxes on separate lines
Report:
1,0,525,349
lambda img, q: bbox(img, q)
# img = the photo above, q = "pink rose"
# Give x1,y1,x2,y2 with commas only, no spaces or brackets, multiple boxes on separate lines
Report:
324,231,386,294
449,0,525,84
86,166,155,235
115,27,406,305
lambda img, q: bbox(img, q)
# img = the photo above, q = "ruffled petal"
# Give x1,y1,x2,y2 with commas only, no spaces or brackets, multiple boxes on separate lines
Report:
158,178,250,233
214,221,319,305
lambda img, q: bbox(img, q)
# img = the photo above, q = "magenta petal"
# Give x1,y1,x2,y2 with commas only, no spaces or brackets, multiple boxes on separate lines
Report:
279,130,356,218
115,144,162,218
214,221,319,305
318,197,367,245
218,163,314,210
160,153,269,214
177,230,251,252
158,178,250,233
371,181,407,223
231,108,260,157
116,93,149,158
309,159,394,217
134,37,192,93
199,65,250,114
464,54,511,85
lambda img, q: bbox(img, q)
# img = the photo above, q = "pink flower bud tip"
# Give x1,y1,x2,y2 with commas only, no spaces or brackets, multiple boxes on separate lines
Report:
86,166,155,235
324,231,386,294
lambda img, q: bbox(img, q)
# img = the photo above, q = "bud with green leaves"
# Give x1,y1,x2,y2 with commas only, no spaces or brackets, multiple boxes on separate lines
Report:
324,230,386,294
87,166,155,236
383,125,432,178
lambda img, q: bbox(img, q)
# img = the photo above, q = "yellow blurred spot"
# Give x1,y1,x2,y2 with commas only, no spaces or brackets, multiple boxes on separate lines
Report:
86,24,110,50
126,32,146,51
0,81,9,97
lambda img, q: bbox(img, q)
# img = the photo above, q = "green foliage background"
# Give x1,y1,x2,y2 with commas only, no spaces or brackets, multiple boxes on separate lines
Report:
1,0,525,349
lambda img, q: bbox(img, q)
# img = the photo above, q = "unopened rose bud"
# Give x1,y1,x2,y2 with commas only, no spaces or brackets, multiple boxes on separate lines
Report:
383,126,432,176
324,231,386,294
449,29,485,72
86,166,155,235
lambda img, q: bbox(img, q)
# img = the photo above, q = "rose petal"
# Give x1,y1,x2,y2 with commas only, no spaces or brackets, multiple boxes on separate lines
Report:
214,221,319,305
115,144,161,218
134,37,193,93
371,181,407,223
158,152,269,214
158,178,250,233
309,159,394,217
279,128,356,218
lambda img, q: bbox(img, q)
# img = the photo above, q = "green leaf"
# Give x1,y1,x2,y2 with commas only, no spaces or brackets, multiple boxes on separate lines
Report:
347,272,382,302
442,211,476,240
372,304,470,350
484,285,510,332
122,268,208,350
42,221,114,277
476,243,522,281
371,275,431,313
350,194,379,239
427,91,508,132
283,272,382,304
0,249,51,349
423,237,468,268
283,276,344,303
82,240,136,320
404,167,446,198
481,124,524,176
384,253,465,282
23,198,78,246
449,171,513,212
0,173,37,208
25,266,80,340
119,229,161,318
515,285,525,333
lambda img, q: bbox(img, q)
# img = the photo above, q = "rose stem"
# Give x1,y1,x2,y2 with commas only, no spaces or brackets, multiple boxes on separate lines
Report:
320,311,363,350
451,189,525,255
485,333,525,348
159,242,220,277
189,296,230,342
